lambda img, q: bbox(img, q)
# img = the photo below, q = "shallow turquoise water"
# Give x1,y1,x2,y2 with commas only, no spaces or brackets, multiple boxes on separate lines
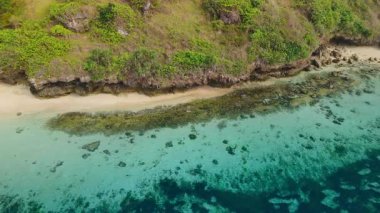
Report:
0,71,380,212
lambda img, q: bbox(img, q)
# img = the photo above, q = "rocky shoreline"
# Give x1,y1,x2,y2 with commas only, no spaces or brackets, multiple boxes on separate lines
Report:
0,41,379,98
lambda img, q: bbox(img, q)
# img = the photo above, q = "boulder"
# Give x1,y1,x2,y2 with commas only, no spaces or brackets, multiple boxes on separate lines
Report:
63,14,90,32
351,54,359,61
311,58,322,68
330,49,342,58
332,58,340,64
55,6,95,33
117,28,129,36
220,9,241,24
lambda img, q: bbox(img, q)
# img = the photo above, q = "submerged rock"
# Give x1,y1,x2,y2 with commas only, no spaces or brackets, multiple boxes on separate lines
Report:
217,120,227,130
226,145,237,155
82,153,91,159
165,141,173,148
189,134,197,140
118,161,126,167
50,161,64,173
82,141,100,152
15,127,24,134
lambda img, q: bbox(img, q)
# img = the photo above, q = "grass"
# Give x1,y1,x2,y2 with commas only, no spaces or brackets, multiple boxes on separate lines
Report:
24,0,55,20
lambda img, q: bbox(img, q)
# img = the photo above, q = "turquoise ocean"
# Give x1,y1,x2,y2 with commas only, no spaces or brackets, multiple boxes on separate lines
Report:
0,67,380,212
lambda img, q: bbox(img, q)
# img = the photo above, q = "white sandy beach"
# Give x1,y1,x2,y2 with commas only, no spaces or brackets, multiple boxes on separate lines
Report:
0,84,232,116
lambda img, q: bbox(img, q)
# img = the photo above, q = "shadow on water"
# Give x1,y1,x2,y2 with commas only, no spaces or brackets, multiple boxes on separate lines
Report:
119,150,380,213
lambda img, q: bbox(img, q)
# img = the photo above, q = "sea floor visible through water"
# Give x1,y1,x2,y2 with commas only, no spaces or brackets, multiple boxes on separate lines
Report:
0,64,380,212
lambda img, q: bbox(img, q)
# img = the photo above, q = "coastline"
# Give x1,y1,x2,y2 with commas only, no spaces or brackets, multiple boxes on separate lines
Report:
0,46,379,118
0,84,231,117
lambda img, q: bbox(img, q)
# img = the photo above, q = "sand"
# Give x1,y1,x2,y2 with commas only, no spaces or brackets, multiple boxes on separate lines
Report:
343,46,380,59
0,84,231,117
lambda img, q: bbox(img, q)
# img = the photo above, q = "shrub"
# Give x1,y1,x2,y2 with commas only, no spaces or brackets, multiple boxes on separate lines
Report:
202,0,260,26
172,50,216,70
295,0,372,37
98,3,117,25
250,0,264,7
91,26,124,43
84,49,116,80
50,25,72,37
249,28,310,64
113,3,140,30
126,48,160,76
92,3,139,43
0,24,70,77
310,0,339,33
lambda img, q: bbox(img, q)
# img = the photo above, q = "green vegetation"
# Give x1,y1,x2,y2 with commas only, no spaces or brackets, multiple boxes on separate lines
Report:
249,26,312,64
125,48,160,76
91,2,139,43
202,0,261,26
0,0,379,84
85,48,162,78
84,49,115,80
50,25,72,37
172,50,215,71
0,22,70,77
98,3,117,25
294,0,372,37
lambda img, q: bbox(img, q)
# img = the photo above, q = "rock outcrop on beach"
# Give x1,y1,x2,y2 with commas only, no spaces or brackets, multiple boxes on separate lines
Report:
27,45,379,98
